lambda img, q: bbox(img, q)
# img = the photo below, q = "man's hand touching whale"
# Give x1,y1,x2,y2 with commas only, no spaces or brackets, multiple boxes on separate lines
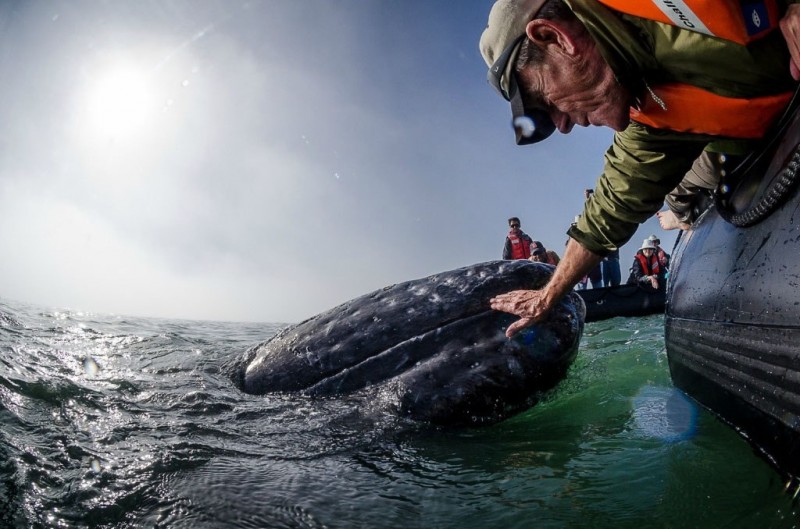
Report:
491,239,601,337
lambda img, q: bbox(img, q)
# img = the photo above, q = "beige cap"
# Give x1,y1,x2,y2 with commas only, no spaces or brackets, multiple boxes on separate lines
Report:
479,0,548,97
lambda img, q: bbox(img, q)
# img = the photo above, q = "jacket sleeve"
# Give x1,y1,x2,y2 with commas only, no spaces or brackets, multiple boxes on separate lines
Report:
567,122,708,254
627,257,648,284
502,237,512,260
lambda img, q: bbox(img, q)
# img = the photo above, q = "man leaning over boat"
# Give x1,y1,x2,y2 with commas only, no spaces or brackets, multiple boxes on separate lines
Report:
482,0,800,337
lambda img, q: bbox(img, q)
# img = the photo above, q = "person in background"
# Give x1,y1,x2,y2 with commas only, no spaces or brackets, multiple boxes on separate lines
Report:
627,238,665,291
502,217,534,260
592,185,622,288
530,240,544,254
529,243,560,264
580,191,604,288
587,260,603,289
529,246,549,262
647,235,670,271
601,248,621,287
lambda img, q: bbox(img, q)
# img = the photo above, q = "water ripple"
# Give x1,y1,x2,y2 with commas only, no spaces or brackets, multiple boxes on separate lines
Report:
0,302,796,528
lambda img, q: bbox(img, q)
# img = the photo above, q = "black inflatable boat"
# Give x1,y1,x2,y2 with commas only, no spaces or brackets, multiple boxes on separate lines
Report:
666,90,800,481
576,284,665,323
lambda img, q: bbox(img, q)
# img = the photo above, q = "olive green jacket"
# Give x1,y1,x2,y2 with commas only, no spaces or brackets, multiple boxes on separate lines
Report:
564,0,796,254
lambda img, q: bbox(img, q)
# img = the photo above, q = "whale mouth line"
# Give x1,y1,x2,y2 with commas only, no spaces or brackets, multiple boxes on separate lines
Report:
310,306,498,377
305,310,504,396
239,308,502,394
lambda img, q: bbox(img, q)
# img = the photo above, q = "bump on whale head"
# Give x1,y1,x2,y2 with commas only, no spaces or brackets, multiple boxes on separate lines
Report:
234,260,585,426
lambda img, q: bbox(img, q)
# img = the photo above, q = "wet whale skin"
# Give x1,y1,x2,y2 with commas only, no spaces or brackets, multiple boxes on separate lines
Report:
236,260,585,425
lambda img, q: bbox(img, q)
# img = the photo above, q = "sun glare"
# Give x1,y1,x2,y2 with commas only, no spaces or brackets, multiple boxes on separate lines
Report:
82,66,157,143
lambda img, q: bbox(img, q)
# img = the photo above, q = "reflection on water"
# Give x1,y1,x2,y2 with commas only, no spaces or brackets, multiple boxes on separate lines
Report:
632,386,698,443
0,300,796,528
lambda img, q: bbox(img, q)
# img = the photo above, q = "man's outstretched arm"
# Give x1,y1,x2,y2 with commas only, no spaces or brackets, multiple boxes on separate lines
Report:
490,238,602,337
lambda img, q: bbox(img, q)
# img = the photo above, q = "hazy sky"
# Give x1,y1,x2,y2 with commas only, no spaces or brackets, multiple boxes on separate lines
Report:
0,0,672,323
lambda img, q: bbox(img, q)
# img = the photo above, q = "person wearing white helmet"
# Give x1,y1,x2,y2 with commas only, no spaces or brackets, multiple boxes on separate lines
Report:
647,234,670,271
627,238,664,291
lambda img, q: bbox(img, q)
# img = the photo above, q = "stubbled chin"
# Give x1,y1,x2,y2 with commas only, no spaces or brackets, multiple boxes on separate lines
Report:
593,101,632,131
607,113,631,132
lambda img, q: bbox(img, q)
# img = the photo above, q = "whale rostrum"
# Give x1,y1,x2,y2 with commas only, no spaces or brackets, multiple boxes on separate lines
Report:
234,260,585,426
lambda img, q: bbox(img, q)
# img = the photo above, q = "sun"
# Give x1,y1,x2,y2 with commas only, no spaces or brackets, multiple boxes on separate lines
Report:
81,65,157,143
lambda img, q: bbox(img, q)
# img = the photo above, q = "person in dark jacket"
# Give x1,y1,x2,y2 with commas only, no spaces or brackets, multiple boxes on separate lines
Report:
502,217,534,260
627,238,665,291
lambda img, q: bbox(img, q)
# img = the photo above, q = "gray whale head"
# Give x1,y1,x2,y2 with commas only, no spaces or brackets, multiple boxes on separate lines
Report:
234,260,585,426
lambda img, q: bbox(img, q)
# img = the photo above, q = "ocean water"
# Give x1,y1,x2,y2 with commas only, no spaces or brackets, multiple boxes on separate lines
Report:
0,297,797,529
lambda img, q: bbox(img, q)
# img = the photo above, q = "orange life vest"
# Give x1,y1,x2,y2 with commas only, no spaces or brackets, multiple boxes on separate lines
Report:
597,0,780,44
508,230,532,260
597,0,793,139
635,252,661,276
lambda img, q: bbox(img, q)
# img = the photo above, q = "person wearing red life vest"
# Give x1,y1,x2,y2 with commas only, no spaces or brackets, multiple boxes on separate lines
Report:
502,217,534,260
647,234,670,271
627,238,665,291
481,0,800,337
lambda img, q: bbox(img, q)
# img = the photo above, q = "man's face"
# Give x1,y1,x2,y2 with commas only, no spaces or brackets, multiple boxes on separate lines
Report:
517,42,631,134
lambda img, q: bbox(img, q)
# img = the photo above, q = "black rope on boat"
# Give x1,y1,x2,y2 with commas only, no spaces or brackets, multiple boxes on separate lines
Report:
715,144,800,228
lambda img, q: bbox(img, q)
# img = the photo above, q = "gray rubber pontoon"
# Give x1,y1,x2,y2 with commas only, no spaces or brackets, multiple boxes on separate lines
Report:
666,91,800,480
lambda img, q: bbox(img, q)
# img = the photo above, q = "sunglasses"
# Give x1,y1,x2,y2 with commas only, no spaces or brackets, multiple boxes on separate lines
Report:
486,34,556,145
510,224,520,228
488,35,525,102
